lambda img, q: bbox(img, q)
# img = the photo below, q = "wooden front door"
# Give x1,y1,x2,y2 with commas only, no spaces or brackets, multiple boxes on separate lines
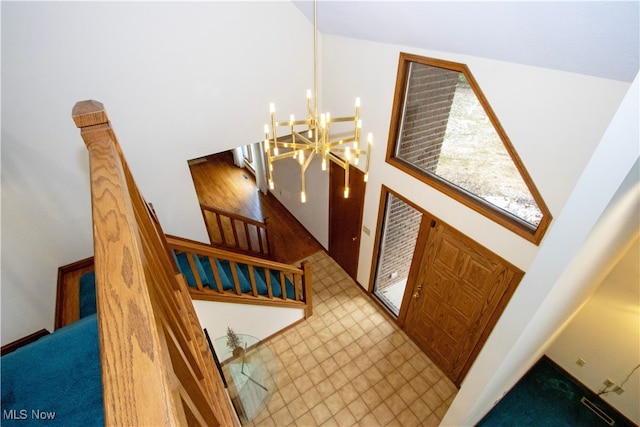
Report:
329,161,366,280
404,219,523,386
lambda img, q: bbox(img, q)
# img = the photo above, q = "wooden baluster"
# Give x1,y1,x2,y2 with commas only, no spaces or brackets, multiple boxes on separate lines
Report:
265,268,274,299
186,253,204,291
215,213,226,246
280,271,288,300
242,222,251,252
207,256,225,294
229,216,240,249
264,218,274,258
247,265,259,296
229,261,242,295
257,224,266,255
200,206,215,246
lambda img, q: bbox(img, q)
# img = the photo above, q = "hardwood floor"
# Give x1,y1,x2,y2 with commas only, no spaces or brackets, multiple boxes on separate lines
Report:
189,151,324,264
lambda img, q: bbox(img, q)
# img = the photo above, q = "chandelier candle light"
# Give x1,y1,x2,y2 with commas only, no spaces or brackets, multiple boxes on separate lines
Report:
262,0,372,204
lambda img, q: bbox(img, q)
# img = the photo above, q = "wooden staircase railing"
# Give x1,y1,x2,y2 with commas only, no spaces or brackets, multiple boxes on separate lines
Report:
200,204,274,258
167,236,312,318
72,100,239,427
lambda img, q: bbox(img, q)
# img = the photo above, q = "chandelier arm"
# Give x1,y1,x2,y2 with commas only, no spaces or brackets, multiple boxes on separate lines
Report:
327,116,358,123
343,160,350,198
301,151,315,173
326,139,358,148
268,150,301,162
290,131,315,146
330,146,368,155
327,152,348,169
274,119,311,127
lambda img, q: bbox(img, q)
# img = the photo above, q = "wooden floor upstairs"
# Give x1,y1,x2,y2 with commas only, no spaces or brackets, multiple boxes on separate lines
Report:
189,151,324,265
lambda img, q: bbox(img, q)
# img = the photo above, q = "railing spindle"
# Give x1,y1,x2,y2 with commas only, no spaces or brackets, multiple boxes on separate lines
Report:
265,268,274,299
229,261,242,295
215,213,227,246
207,256,225,294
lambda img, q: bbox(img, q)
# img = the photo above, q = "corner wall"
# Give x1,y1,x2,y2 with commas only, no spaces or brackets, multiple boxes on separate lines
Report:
1,1,313,344
546,212,639,423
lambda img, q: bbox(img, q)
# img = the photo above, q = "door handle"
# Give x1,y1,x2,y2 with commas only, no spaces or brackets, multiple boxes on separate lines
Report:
412,284,422,299
352,237,357,241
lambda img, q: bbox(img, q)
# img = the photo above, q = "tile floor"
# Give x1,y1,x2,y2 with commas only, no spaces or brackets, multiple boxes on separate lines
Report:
241,251,458,427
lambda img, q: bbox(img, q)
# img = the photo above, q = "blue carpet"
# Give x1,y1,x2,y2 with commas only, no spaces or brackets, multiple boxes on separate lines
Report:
196,255,296,299
477,356,635,427
1,315,104,426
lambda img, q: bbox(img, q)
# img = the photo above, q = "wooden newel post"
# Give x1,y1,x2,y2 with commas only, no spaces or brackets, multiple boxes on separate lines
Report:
72,100,109,131
72,100,240,427
72,100,186,427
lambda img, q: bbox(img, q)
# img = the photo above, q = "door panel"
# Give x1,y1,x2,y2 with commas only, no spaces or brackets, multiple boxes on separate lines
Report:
404,220,522,386
329,162,366,280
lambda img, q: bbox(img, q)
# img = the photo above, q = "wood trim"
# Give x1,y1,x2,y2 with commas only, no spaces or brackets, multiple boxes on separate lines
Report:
73,100,239,427
396,215,433,327
200,204,266,228
385,52,552,245
167,235,303,275
1,329,50,356
55,256,95,329
189,289,308,309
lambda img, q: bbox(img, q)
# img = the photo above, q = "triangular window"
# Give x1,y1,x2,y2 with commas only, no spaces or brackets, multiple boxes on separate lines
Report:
386,53,551,244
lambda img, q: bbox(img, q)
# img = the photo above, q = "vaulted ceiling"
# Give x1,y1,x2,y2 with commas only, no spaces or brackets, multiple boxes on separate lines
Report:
293,1,639,83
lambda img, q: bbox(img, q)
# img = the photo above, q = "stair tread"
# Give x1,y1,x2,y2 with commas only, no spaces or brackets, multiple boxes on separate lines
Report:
1,314,104,425
79,251,298,314
199,255,295,298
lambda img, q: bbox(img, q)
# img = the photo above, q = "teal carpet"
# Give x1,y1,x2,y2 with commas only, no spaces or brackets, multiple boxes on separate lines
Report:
1,314,104,426
477,356,635,427
174,251,296,299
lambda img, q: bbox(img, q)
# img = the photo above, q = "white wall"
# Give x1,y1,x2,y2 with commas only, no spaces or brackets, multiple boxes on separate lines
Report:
319,34,639,425
193,299,304,360
268,155,329,249
1,1,313,344
546,233,640,423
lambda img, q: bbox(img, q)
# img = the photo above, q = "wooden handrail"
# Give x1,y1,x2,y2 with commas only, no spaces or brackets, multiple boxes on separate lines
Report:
167,235,312,317
201,204,266,228
73,100,239,427
167,236,302,275
199,204,273,257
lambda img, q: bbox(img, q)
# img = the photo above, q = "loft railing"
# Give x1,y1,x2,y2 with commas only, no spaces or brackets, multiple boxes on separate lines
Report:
72,100,240,426
200,204,274,258
167,235,312,318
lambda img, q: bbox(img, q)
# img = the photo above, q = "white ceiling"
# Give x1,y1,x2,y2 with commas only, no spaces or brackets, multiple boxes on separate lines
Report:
293,1,640,82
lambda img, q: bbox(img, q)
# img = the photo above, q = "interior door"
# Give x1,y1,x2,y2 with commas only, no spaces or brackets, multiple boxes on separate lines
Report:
329,161,366,280
404,219,523,386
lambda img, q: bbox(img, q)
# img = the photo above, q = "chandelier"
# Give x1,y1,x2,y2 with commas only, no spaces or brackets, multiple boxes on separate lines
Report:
262,1,372,204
